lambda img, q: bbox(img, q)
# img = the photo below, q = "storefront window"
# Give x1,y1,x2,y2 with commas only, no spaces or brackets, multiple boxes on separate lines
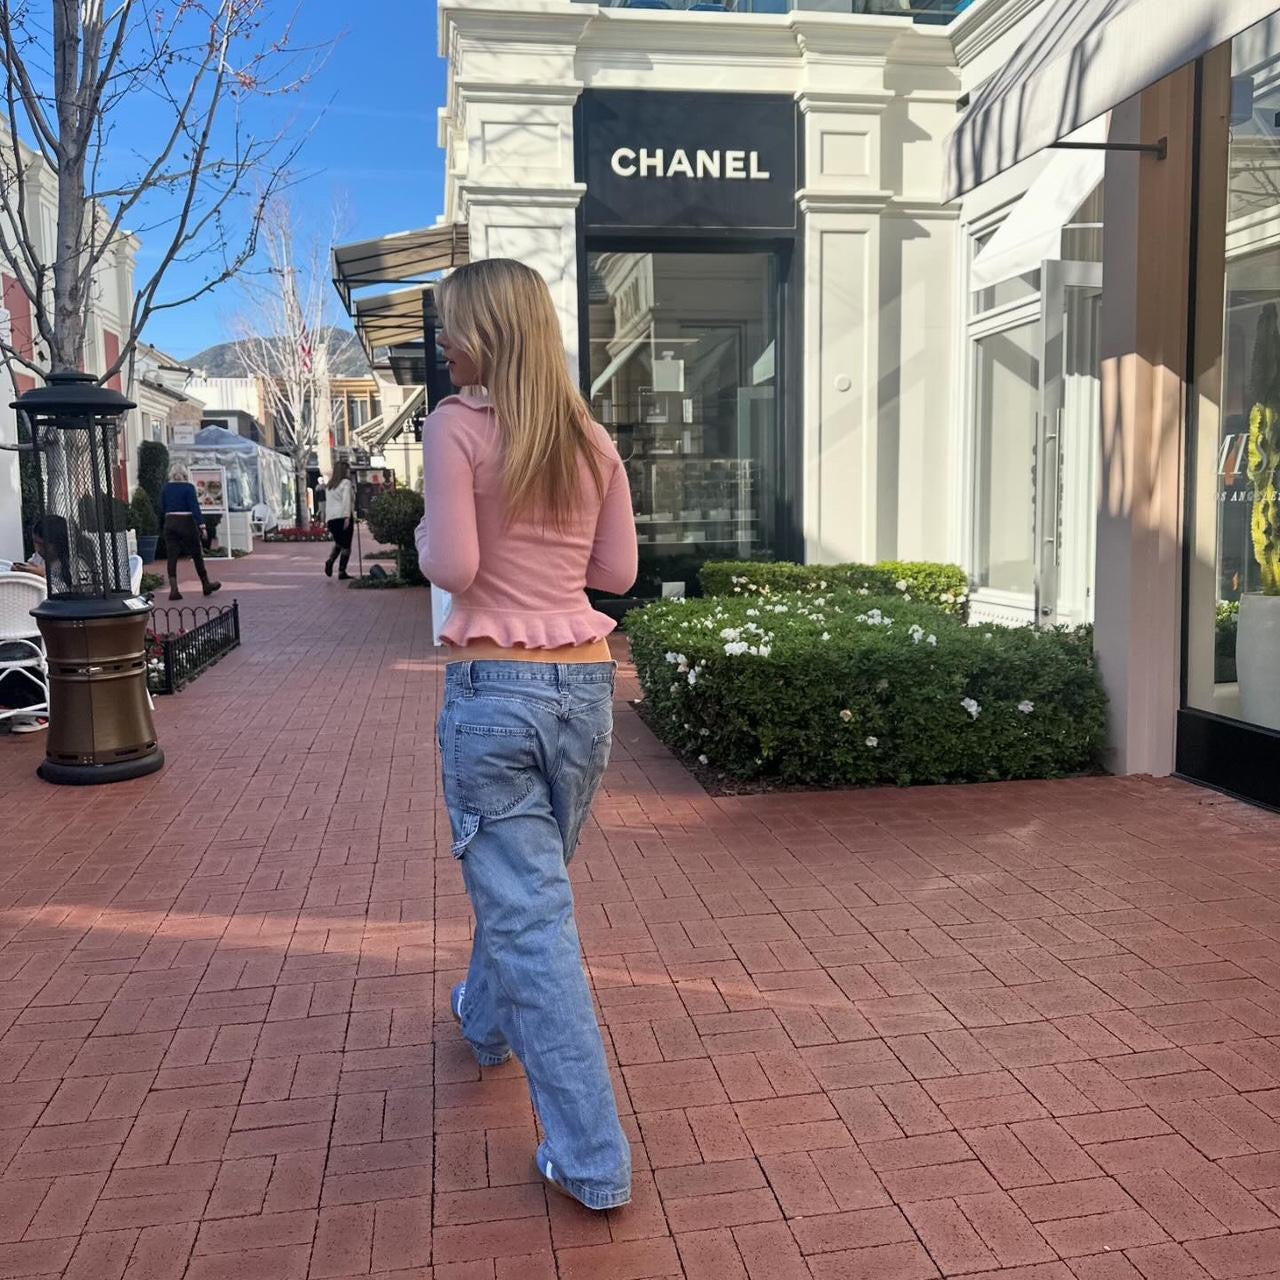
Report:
1186,16,1280,731
585,250,783,598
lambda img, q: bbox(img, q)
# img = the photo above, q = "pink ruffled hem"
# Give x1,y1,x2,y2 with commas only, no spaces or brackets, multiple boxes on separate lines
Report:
440,606,618,649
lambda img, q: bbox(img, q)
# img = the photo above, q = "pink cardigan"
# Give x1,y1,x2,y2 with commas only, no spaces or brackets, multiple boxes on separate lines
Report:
414,392,638,648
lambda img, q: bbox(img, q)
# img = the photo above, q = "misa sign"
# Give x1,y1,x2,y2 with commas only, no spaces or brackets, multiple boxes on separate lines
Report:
579,90,798,232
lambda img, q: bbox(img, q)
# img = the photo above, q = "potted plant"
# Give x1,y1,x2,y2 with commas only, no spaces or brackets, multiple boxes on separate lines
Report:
130,488,160,563
366,488,425,585
1238,303,1280,729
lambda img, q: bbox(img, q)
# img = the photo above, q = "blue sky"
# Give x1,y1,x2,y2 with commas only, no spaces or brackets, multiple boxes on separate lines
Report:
145,0,448,360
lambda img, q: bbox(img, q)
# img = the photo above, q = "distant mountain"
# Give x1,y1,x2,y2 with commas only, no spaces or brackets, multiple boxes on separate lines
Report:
184,326,369,379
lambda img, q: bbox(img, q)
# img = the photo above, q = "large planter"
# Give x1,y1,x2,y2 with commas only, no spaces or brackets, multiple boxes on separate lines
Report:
137,535,159,564
1237,593,1280,730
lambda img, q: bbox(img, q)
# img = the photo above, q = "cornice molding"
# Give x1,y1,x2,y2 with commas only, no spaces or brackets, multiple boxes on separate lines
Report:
440,0,596,56
797,187,893,216
460,181,587,211
454,79,584,107
797,89,893,116
948,0,1047,69
884,197,961,220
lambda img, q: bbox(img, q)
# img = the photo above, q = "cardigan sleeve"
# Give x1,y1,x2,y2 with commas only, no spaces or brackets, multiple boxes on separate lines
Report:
585,450,638,596
417,410,480,594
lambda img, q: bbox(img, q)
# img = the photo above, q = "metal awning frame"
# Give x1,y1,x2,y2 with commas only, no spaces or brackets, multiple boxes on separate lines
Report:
332,223,468,310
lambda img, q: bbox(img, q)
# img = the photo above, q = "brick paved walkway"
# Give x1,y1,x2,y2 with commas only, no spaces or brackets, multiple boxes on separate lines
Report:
3,544,1280,1279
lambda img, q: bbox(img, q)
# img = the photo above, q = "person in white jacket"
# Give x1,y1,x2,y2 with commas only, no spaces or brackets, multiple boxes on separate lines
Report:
324,461,356,579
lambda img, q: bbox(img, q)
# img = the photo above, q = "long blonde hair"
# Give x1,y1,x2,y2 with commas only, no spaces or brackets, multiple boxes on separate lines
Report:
436,258,602,527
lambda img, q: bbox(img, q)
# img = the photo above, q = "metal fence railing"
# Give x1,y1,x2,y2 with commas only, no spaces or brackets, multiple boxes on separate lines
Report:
146,601,241,695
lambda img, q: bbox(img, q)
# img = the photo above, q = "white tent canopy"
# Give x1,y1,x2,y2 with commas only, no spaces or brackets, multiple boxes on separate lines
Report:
946,0,1279,201
170,426,298,529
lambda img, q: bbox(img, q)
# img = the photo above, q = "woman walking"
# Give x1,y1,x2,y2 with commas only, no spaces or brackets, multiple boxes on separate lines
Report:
162,464,221,602
324,461,355,579
417,258,637,1211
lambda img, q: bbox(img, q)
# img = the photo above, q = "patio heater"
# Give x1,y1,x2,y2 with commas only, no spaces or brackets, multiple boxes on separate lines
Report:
13,370,164,785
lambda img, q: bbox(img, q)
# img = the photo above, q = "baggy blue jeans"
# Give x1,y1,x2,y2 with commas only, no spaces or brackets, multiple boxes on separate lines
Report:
438,660,632,1210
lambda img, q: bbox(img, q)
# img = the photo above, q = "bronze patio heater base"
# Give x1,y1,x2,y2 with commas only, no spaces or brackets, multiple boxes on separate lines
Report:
14,370,165,786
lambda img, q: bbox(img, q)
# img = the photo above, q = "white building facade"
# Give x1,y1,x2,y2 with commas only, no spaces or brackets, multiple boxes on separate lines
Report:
426,0,1280,806
0,127,142,556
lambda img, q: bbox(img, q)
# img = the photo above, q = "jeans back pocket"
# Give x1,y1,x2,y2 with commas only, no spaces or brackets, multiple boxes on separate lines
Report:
449,722,539,820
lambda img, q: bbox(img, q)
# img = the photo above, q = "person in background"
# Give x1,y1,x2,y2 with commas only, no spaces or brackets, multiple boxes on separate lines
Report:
11,520,48,580
324,460,355,579
418,258,638,1212
162,463,221,601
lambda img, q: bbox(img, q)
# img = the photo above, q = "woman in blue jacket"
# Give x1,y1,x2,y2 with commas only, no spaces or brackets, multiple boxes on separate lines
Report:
162,464,221,601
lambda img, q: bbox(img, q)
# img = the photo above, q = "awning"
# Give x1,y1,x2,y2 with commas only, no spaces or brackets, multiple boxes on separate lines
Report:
945,0,1279,201
332,223,468,309
352,412,385,448
358,386,426,452
970,117,1107,291
352,286,429,369
589,334,647,400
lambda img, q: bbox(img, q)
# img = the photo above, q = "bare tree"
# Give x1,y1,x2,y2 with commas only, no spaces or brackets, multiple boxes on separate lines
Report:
233,197,332,526
0,0,326,383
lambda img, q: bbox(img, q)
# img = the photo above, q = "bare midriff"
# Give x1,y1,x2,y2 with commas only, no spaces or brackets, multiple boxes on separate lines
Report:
446,637,613,665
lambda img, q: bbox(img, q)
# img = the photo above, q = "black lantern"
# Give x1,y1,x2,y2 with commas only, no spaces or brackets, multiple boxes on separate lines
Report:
15,369,164,785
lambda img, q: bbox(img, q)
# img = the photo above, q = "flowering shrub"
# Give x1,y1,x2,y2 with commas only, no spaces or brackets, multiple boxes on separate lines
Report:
626,590,1106,787
265,525,330,542
700,560,970,620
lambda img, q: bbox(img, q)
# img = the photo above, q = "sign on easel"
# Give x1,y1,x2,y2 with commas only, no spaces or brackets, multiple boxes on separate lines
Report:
190,464,231,559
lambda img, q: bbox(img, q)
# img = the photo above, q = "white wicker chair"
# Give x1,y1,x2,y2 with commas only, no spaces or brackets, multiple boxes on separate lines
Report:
0,571,49,726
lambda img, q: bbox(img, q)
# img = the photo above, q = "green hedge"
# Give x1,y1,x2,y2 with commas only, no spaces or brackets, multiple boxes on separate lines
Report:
700,560,970,619
627,589,1106,787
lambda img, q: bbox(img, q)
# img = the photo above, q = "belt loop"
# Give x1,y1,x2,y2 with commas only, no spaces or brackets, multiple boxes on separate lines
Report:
461,661,475,696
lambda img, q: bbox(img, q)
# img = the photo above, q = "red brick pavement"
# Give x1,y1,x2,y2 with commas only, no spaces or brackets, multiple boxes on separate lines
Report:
3,543,1280,1278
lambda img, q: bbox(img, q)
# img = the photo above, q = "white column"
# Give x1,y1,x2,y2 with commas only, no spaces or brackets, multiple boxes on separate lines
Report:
798,93,891,566
446,29,586,359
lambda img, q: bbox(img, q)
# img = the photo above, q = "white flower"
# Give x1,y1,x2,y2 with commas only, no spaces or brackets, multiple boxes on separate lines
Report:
961,697,981,719
746,608,759,617
664,651,679,664
700,727,710,736
857,587,870,597
698,754,709,766
865,736,879,748
983,633,994,642
822,632,831,641
876,679,889,692
720,627,742,642
724,641,749,656
839,709,853,722
927,635,937,647
756,645,772,657
909,624,925,644
687,669,698,686
1018,701,1034,714
896,579,909,592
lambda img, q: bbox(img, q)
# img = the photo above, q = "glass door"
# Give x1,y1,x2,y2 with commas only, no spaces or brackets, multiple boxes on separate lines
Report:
969,261,1102,629
1040,261,1103,626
